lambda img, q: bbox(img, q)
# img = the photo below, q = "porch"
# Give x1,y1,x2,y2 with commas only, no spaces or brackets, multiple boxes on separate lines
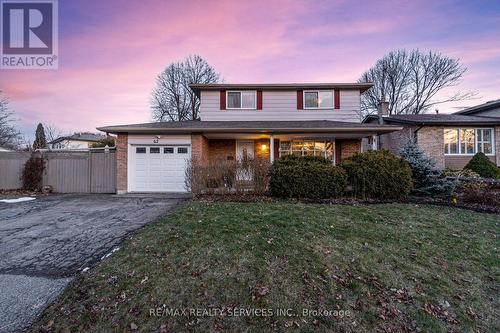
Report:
192,133,376,165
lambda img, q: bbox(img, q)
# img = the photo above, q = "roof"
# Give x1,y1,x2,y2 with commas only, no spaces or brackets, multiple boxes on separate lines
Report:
97,120,401,134
453,99,500,115
362,113,500,126
49,133,107,144
189,82,373,97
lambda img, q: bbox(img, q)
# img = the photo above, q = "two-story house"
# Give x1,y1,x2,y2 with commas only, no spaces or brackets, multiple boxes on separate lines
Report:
98,83,402,193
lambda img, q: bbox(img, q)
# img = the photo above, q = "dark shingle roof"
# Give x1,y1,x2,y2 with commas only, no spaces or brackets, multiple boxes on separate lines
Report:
97,120,401,134
363,114,500,126
453,99,500,115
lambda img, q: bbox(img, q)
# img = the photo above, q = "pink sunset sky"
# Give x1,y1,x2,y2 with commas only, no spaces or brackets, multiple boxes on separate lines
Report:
1,0,499,138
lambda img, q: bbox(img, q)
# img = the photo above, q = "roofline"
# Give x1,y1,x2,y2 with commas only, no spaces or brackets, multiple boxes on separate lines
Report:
97,125,402,134
189,82,374,97
454,100,500,115
48,137,104,144
362,114,500,126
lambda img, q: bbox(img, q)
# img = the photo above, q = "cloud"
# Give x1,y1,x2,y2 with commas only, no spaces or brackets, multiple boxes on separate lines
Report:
0,0,499,133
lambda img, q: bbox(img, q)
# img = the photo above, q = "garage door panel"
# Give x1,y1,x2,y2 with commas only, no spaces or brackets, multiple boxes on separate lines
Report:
130,145,190,192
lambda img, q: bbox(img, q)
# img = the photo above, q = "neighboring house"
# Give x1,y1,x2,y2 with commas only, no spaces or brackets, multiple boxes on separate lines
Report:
49,133,107,149
453,99,500,118
363,101,500,170
98,83,402,193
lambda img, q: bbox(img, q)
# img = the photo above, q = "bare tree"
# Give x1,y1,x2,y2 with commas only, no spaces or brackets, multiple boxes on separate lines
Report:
151,55,221,121
0,91,21,149
359,50,475,116
44,123,64,143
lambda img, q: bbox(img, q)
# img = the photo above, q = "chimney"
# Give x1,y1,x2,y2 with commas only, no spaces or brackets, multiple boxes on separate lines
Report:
377,96,389,125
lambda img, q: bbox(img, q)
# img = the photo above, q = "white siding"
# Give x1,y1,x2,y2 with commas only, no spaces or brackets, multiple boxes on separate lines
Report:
200,90,361,122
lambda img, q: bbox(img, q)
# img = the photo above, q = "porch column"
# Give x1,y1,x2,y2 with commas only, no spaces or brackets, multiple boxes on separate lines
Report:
372,135,378,150
270,135,275,163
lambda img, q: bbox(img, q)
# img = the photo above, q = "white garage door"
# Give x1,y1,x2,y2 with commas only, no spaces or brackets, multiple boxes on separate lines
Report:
130,145,190,192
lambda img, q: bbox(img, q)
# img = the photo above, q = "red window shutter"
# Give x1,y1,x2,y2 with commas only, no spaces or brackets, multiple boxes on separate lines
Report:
297,90,303,109
334,89,340,109
257,90,263,110
220,90,226,110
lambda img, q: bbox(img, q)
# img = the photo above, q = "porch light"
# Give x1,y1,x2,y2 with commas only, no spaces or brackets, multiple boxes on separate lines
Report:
261,144,267,151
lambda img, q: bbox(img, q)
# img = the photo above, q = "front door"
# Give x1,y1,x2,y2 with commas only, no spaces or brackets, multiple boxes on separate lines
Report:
236,141,254,180
236,141,254,162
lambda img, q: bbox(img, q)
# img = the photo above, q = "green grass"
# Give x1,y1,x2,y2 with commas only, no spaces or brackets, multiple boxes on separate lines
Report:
31,202,499,332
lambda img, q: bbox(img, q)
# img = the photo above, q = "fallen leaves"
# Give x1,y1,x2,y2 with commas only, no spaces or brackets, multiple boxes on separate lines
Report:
423,303,459,324
250,284,269,301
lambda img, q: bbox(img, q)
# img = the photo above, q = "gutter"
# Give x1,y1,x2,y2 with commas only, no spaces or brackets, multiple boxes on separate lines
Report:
96,126,403,134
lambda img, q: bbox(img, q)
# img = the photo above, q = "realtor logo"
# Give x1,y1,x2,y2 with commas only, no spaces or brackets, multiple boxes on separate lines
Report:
1,0,58,69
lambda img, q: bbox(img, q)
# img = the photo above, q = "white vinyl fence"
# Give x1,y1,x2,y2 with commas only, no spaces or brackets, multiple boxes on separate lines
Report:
0,152,31,190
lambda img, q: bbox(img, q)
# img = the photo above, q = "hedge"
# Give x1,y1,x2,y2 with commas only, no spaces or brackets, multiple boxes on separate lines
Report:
269,155,347,199
341,150,413,199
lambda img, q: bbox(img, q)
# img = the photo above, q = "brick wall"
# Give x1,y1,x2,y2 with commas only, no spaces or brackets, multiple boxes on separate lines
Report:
337,139,361,163
116,133,128,194
254,139,270,160
378,126,416,154
208,139,236,161
191,133,209,165
416,126,445,169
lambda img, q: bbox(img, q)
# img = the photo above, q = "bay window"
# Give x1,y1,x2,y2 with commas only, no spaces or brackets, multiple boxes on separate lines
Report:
279,140,334,161
443,128,494,155
304,91,334,109
227,91,256,109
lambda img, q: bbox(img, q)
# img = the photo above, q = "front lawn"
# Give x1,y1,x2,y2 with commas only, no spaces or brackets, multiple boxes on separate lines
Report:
31,202,499,332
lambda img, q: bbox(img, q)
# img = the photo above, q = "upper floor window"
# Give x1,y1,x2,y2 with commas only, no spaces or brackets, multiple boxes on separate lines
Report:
444,128,494,155
304,91,333,109
227,91,256,109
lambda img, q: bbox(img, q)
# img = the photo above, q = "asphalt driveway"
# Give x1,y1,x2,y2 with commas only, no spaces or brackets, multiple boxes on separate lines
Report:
0,194,186,333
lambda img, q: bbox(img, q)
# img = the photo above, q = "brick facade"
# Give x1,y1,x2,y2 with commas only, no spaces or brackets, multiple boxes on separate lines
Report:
378,126,416,154
116,133,128,194
191,133,209,165
336,139,361,163
209,139,236,161
254,138,270,160
416,126,445,169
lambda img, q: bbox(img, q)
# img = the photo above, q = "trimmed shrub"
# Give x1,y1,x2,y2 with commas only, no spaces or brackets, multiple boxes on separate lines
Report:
22,156,45,190
269,155,347,199
464,152,500,179
399,138,454,195
341,150,413,199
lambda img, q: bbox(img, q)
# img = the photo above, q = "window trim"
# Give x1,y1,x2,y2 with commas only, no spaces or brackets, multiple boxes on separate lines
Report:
303,90,334,109
226,90,257,110
278,140,336,164
444,127,495,156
